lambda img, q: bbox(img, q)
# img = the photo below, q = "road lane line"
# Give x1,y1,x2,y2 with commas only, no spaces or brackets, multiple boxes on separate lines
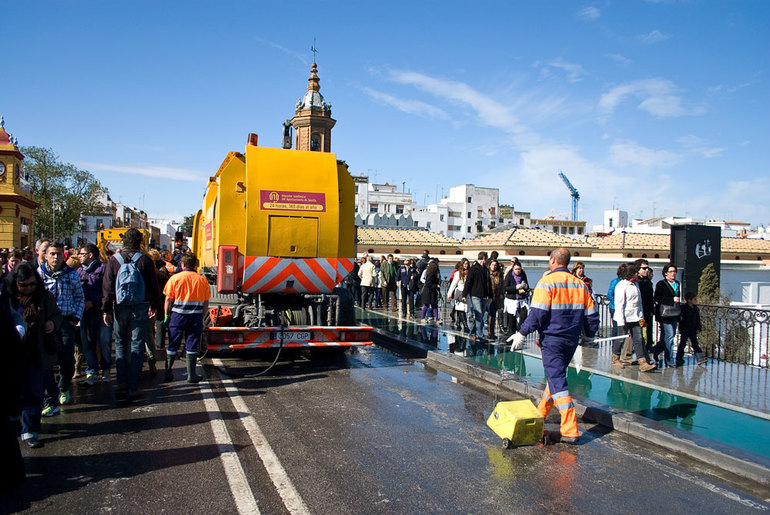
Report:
212,358,311,515
200,379,261,515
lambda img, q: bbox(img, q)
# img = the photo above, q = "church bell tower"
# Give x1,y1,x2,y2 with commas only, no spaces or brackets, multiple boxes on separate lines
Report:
290,62,336,152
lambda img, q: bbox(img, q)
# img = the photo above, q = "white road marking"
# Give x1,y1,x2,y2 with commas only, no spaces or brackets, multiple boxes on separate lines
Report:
212,358,311,515
200,380,261,515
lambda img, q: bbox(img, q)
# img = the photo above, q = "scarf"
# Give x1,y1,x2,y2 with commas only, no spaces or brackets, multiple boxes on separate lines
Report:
41,262,67,280
17,294,40,324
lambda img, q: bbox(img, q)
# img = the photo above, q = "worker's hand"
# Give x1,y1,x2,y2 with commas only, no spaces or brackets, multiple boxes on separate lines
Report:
163,315,171,328
103,313,113,327
507,332,525,350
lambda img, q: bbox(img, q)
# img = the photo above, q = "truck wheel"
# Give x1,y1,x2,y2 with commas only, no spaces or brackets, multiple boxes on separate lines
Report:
334,287,355,326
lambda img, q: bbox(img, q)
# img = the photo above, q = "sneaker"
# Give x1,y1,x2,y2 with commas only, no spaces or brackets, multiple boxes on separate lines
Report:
42,405,60,417
59,390,71,405
25,437,43,449
83,374,97,386
100,373,110,382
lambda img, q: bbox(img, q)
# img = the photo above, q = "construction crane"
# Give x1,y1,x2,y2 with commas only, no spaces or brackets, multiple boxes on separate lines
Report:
557,171,580,221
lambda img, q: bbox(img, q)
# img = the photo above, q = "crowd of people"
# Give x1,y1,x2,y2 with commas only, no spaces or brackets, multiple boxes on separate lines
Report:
1,229,211,492
607,258,708,371
344,250,535,344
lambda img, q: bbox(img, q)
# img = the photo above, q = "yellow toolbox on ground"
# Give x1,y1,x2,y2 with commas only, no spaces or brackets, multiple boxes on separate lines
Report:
487,399,544,448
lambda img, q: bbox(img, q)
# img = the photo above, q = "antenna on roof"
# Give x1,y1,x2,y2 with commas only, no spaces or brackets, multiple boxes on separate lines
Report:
311,38,318,62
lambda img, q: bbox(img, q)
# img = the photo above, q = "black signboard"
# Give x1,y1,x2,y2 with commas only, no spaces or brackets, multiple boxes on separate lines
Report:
670,225,721,297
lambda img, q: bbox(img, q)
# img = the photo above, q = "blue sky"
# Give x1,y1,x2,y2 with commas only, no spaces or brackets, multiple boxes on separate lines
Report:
3,1,768,228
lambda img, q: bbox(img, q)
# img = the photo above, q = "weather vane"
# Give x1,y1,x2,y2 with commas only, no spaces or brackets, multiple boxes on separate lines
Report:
311,38,317,63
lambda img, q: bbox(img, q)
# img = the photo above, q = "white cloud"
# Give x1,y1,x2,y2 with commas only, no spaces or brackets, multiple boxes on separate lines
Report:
80,162,208,183
547,58,585,83
639,30,671,44
254,38,309,65
577,6,600,20
678,135,725,158
363,87,450,120
599,78,701,118
607,140,679,168
606,53,632,67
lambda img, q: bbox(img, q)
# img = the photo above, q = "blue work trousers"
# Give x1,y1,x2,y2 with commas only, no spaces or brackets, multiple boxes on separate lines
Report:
168,311,203,355
540,337,579,397
114,303,149,392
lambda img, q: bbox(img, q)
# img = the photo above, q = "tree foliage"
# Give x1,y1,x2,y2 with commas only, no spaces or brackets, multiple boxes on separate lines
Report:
21,146,107,241
697,263,722,304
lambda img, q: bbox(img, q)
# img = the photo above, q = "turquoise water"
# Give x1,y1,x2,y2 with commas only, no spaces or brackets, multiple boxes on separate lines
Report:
360,310,770,459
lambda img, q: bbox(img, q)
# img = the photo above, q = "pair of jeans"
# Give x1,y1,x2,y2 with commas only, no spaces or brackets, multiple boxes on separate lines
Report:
609,308,618,337
613,322,648,361
400,286,414,316
43,322,76,406
21,361,45,440
660,320,678,364
113,303,149,392
81,308,113,375
469,296,486,339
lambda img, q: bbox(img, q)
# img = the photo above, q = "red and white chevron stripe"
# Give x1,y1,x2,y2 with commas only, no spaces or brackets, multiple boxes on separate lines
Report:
241,257,355,294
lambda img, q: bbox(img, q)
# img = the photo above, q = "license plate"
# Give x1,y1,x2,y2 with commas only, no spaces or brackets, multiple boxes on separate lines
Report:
274,331,311,342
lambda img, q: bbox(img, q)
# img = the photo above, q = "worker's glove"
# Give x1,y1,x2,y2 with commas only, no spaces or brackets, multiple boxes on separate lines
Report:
507,332,526,350
582,335,596,347
163,316,171,328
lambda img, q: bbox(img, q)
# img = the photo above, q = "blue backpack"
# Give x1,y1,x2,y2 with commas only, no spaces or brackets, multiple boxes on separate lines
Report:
115,252,146,305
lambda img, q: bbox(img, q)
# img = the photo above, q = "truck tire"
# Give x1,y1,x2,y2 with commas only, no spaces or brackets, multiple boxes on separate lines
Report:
334,287,355,326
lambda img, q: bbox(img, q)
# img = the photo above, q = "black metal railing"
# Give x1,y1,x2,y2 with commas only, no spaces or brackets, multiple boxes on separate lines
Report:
594,294,769,369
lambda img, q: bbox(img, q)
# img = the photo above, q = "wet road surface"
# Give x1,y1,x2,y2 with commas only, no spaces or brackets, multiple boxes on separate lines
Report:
3,345,768,513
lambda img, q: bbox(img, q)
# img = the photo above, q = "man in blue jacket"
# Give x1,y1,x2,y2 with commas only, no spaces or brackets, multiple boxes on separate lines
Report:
509,248,599,443
77,244,112,385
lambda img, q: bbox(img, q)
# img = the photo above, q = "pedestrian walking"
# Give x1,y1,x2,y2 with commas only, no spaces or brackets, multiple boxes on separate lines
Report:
77,244,112,385
38,243,84,408
654,263,681,367
102,228,161,400
676,292,707,367
508,248,599,443
612,263,656,372
462,252,492,341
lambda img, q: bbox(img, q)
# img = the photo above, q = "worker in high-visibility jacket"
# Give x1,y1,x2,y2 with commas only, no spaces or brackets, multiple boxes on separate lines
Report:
508,247,599,443
162,252,210,383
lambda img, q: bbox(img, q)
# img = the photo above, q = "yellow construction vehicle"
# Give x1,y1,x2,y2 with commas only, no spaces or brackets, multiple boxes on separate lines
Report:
97,228,150,256
192,133,371,353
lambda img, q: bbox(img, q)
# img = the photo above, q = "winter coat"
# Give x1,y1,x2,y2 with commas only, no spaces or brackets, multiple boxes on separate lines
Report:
78,259,107,308
7,290,62,370
447,273,466,300
637,277,654,318
503,270,530,300
358,261,377,287
679,304,702,335
102,249,162,315
39,263,84,321
462,262,491,299
613,279,643,326
654,279,681,321
420,272,440,306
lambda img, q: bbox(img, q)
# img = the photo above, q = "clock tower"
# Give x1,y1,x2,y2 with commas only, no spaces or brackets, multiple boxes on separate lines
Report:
290,62,336,152
0,116,39,248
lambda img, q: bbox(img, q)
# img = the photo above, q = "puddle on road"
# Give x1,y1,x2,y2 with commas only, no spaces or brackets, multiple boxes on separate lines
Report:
360,309,770,459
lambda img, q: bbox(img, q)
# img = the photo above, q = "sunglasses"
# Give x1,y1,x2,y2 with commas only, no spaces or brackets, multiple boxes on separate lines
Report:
640,266,649,270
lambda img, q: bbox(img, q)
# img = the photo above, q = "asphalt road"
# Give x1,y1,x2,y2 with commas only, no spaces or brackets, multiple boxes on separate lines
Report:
2,345,768,514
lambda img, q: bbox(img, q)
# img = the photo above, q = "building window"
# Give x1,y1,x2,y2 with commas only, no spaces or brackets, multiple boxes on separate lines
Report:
568,226,575,235
310,133,321,151
467,212,472,218
440,214,444,221
490,207,495,217
426,221,431,229
396,205,404,214
467,197,472,203
519,218,524,225
467,226,472,233
477,208,483,218
609,218,614,228
553,227,559,233
369,204,378,213
578,227,584,235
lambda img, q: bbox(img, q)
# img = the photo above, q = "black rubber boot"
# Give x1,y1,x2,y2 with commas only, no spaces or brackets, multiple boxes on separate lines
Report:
164,355,176,383
186,354,201,384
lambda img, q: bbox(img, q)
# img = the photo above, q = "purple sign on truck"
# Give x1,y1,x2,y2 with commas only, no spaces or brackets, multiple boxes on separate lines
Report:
260,190,326,212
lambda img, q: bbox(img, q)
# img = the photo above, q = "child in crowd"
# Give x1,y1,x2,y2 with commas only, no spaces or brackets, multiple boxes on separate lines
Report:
677,292,708,367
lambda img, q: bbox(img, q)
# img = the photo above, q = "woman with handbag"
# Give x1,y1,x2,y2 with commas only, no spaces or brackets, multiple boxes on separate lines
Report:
654,263,681,367
447,259,470,331
420,261,442,324
5,262,62,448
